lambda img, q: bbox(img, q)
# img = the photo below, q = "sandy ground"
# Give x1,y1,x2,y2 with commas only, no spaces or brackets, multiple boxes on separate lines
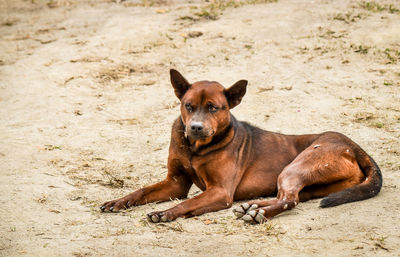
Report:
1,0,399,256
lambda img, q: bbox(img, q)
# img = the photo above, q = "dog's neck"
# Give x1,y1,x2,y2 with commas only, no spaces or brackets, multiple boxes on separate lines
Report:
180,115,236,156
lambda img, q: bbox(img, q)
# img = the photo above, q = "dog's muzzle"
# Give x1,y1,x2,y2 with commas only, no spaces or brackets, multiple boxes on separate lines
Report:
187,121,213,140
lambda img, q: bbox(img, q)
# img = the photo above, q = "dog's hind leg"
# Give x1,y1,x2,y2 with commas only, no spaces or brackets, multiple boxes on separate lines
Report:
241,135,365,223
241,175,303,224
241,177,362,223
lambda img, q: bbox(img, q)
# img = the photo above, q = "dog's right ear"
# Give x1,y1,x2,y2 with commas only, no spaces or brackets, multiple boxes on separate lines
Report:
170,69,191,100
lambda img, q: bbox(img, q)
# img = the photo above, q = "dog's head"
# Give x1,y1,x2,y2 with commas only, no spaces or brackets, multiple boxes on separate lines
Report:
170,69,247,145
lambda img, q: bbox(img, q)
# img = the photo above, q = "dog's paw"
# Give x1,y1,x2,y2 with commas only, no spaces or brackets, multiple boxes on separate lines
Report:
100,198,131,213
232,203,258,218
241,209,267,224
147,211,169,223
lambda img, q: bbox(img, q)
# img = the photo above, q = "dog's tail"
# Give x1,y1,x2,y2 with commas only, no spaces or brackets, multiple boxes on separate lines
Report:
320,145,382,208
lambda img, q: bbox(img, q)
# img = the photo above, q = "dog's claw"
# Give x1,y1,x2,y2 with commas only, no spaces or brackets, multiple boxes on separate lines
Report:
248,210,256,217
233,203,259,218
147,212,168,223
100,205,105,212
109,207,114,212
242,209,267,224
233,206,246,218
249,204,258,211
242,214,253,222
161,215,168,222
233,206,245,214
147,213,160,223
255,210,266,224
151,215,159,223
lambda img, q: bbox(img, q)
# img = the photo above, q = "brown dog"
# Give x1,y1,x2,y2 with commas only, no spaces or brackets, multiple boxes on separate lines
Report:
100,69,382,224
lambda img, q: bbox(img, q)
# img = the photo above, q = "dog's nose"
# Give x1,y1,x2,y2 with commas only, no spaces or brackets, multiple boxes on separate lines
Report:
190,122,204,132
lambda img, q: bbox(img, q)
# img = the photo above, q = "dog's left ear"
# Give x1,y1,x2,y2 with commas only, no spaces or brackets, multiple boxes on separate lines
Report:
224,80,248,109
170,69,191,100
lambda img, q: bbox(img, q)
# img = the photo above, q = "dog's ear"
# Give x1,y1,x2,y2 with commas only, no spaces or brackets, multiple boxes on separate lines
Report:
224,80,248,109
170,69,190,100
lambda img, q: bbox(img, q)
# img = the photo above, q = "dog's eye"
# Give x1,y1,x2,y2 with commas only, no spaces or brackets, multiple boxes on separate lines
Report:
208,105,218,113
185,103,193,112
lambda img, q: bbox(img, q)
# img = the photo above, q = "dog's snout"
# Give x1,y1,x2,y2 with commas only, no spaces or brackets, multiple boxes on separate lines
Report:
190,122,204,132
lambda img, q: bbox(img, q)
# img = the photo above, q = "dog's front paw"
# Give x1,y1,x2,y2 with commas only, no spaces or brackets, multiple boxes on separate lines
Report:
232,203,258,218
100,197,131,213
241,209,267,224
146,211,169,223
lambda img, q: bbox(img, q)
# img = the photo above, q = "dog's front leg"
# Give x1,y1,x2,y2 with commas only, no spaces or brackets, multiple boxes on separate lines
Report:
147,187,233,222
100,173,192,212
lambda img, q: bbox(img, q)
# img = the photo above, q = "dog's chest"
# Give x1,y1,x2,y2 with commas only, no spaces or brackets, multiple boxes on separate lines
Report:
181,155,212,191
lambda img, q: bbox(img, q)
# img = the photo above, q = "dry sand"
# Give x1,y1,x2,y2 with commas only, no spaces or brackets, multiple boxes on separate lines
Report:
1,0,399,256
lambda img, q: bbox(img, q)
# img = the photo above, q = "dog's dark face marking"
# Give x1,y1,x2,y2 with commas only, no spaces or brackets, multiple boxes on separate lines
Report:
170,69,247,143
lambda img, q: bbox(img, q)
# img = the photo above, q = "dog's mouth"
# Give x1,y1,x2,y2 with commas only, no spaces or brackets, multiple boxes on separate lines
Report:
186,129,215,141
